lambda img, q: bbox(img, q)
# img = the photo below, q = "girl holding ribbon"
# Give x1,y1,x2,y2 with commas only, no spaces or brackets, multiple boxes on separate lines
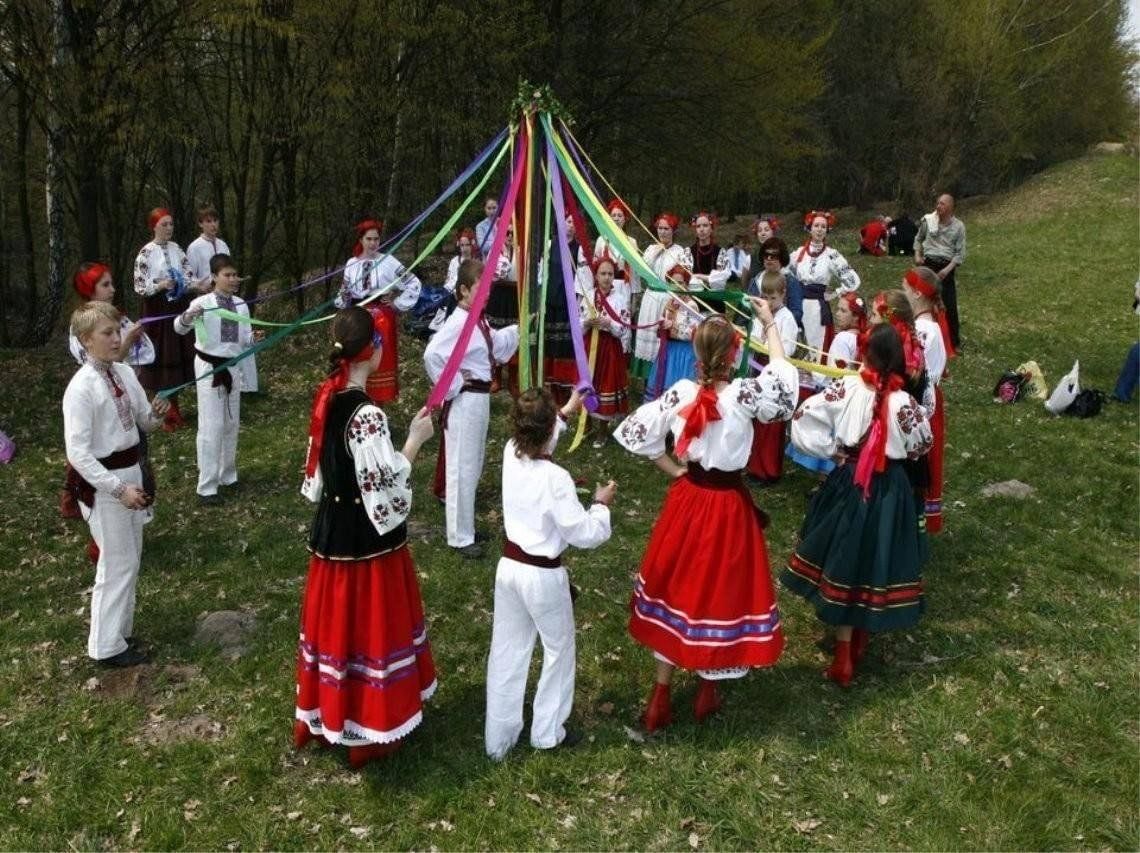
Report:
294,306,436,768
782,323,933,688
614,301,797,733
133,207,201,431
580,257,631,446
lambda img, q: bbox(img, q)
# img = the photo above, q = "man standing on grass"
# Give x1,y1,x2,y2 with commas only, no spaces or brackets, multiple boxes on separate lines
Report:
915,194,966,350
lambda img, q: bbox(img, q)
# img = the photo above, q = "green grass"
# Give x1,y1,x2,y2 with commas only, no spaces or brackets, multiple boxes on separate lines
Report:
0,152,1136,850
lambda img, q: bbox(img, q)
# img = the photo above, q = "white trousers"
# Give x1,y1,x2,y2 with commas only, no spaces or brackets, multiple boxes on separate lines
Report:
485,558,575,759
239,351,259,393
86,463,146,659
802,298,826,360
444,391,489,547
194,356,241,496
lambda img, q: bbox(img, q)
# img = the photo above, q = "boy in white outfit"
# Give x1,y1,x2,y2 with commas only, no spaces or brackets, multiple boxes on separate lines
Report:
174,254,254,503
485,388,615,760
63,302,169,666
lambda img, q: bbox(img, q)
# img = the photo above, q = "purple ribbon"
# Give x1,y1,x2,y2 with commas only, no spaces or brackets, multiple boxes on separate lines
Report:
546,136,597,413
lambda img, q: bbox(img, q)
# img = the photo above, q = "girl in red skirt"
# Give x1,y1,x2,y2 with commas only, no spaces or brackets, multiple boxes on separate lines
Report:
294,307,436,768
580,257,630,447
902,267,954,534
614,300,797,732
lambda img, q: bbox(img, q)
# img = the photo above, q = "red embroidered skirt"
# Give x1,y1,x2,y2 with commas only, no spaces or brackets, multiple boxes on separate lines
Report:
746,420,785,481
628,468,784,671
590,333,629,418
295,546,437,745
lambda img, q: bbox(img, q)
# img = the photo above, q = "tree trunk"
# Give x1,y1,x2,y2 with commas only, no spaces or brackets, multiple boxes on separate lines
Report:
16,83,38,345
36,0,70,345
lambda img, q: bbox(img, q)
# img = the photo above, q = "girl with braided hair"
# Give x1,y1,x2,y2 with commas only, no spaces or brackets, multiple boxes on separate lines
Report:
782,323,933,688
614,299,798,733
294,307,436,768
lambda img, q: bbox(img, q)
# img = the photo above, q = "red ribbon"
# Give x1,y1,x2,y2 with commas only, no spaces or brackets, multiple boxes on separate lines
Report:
852,368,905,499
674,383,722,458
905,269,956,358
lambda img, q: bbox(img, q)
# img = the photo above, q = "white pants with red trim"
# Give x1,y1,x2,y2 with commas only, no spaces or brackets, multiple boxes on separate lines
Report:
485,558,575,759
85,463,146,660
444,390,489,547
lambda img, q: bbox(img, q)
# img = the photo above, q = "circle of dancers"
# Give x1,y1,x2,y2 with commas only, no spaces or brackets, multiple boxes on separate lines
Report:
60,199,959,767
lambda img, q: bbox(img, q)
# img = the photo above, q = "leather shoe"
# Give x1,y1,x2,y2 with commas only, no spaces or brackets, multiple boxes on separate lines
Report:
97,646,149,668
454,543,484,560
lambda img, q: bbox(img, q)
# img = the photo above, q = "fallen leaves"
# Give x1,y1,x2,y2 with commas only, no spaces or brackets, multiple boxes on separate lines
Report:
791,817,823,834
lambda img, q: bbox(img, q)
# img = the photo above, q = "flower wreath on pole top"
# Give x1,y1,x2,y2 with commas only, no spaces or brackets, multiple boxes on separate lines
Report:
511,80,571,122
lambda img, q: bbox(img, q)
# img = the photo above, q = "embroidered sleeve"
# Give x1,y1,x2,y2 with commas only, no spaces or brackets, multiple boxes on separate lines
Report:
348,405,413,535
897,396,934,459
133,246,159,296
706,248,731,290
830,250,860,295
737,358,798,423
391,265,422,312
790,382,845,460
614,382,690,458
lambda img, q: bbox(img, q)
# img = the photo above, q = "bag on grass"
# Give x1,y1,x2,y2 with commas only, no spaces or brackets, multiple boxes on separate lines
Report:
992,370,1027,403
1044,360,1080,415
1016,360,1048,400
0,430,15,463
1063,389,1106,418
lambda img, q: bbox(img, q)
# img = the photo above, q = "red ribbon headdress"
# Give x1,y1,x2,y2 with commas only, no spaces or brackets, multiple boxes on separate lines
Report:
147,208,171,232
690,210,719,229
73,262,111,301
674,316,742,458
755,215,782,235
904,268,957,358
868,293,924,377
839,291,869,336
352,219,384,257
303,314,385,479
852,366,906,499
803,209,837,231
654,211,680,232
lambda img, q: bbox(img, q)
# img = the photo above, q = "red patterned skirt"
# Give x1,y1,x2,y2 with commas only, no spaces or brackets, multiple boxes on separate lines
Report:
295,546,437,746
366,304,399,403
628,466,784,672
746,420,785,481
590,332,629,419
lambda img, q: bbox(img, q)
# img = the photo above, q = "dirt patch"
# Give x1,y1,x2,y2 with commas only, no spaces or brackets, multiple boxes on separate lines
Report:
85,663,203,702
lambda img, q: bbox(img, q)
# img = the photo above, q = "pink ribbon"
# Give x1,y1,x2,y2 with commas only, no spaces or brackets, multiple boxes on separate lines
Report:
426,135,528,409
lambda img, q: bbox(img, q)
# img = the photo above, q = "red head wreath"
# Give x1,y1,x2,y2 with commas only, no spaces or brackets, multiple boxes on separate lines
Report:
147,207,172,232
73,262,111,300
654,211,680,231
755,215,782,235
606,198,630,220
690,210,719,228
353,219,384,257
803,209,837,230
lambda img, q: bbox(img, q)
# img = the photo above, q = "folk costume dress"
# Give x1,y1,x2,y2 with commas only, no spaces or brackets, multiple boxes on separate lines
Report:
133,240,198,392
543,239,589,405
782,374,933,632
747,305,800,481
645,299,700,402
335,254,422,404
593,233,640,304
614,358,798,676
689,241,730,290
62,360,163,660
633,243,692,380
423,306,520,547
914,312,950,533
174,291,253,497
579,283,631,419
296,388,437,746
485,418,612,759
785,328,862,477
788,241,860,363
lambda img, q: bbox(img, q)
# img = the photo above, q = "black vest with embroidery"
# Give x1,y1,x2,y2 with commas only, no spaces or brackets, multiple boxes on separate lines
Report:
308,389,406,560
691,242,722,276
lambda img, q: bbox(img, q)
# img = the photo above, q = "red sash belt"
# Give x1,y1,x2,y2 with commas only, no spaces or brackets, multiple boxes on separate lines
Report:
66,444,141,509
502,537,562,568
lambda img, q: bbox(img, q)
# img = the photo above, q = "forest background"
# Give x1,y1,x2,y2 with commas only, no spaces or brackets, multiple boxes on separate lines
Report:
0,0,1135,347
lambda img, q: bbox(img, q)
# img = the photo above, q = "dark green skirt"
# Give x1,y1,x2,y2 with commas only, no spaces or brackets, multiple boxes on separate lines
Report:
782,461,927,632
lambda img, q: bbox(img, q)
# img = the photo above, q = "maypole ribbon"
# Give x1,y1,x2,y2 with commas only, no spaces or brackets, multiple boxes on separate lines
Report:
535,158,555,385
568,291,602,452
546,133,597,412
156,128,513,398
426,129,528,410
517,112,537,388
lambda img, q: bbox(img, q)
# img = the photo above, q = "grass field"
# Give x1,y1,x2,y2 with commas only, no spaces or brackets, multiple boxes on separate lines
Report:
0,152,1136,851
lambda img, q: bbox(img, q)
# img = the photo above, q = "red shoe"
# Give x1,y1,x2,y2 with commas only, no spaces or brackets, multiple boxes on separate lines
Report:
294,720,315,749
60,488,81,520
693,678,723,723
825,639,854,688
640,682,673,733
347,740,400,768
851,628,870,665
86,538,100,565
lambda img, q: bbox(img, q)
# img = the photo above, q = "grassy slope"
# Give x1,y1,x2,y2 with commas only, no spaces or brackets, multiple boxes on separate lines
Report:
0,153,1135,851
